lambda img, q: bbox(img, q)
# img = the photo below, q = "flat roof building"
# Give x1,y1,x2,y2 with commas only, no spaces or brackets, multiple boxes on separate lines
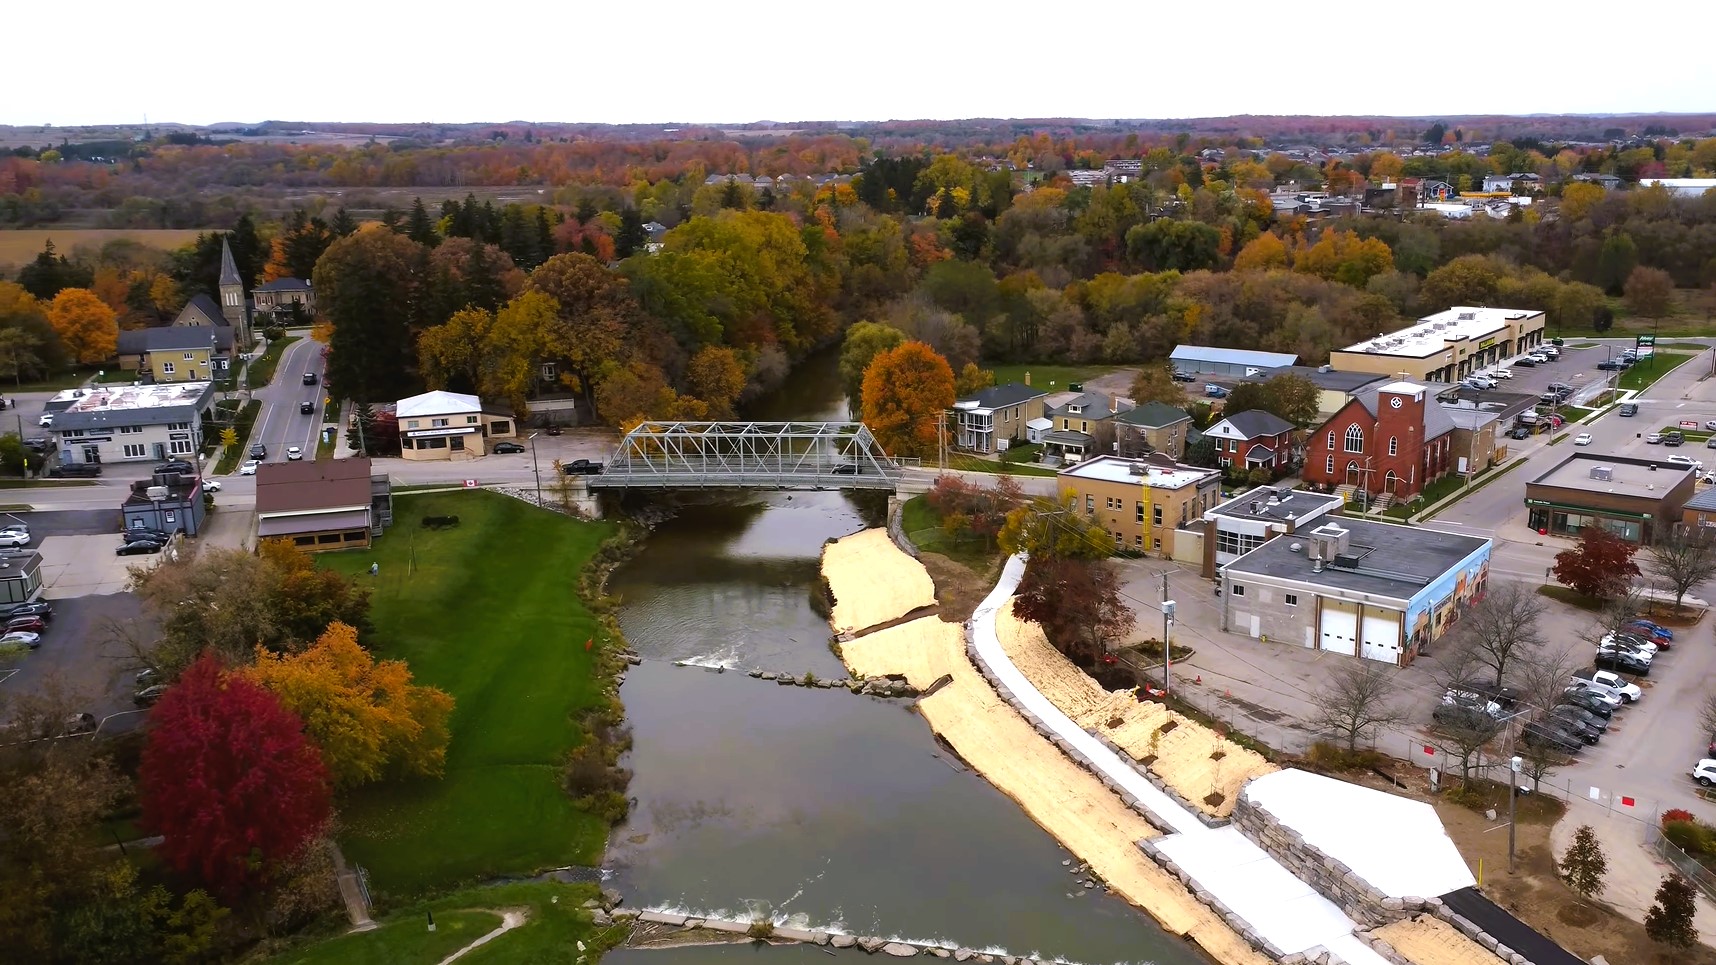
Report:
51,382,213,466
1328,307,1546,384
1170,345,1299,377
1525,453,1697,544
1180,485,1344,577
1056,453,1222,557
1221,517,1492,665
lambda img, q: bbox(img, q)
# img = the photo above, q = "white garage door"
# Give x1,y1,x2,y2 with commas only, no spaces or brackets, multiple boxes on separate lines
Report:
1360,610,1402,664
1319,600,1359,656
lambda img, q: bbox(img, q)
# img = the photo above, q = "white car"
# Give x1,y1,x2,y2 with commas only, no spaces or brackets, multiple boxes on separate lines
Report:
239,460,259,476
0,531,30,548
1695,760,1716,787
0,631,40,649
36,413,52,427
1667,455,1704,471
202,479,222,493
1574,669,1642,703
1574,432,1593,446
286,447,303,461
1492,368,1513,379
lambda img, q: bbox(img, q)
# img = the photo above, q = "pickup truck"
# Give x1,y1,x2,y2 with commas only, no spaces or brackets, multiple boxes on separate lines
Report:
1204,384,1228,398
1572,667,1642,703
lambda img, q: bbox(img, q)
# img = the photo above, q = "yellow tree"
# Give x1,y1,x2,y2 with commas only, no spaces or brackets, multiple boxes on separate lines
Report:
1560,182,1606,222
417,306,494,391
1233,231,1288,271
46,288,118,364
860,340,955,458
240,621,453,788
485,289,562,410
684,345,747,418
1294,229,1394,288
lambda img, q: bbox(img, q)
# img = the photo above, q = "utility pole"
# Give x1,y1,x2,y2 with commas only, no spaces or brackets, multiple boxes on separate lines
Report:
1508,755,1521,873
1161,572,1175,698
529,431,542,506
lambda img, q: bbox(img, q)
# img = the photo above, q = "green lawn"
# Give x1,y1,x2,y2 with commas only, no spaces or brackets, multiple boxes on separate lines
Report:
946,452,1058,477
264,881,619,965
247,336,301,387
901,494,1001,571
2,365,100,393
985,363,1117,393
321,491,617,898
1619,350,1701,393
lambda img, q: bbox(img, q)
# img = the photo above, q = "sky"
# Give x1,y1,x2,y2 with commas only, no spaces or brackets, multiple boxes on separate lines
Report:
13,1,1716,128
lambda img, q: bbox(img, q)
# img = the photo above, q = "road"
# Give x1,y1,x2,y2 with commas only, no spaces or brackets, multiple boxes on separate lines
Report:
245,337,329,464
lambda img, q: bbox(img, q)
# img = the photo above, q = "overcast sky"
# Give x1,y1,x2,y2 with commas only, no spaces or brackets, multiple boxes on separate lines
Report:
14,2,1716,128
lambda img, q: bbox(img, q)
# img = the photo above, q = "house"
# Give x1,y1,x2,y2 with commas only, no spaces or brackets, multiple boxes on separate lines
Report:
948,382,1049,454
1041,391,1131,463
169,236,252,347
1220,517,1493,666
396,390,518,461
255,457,392,552
1056,453,1221,556
1179,485,1344,577
1526,453,1697,545
115,325,232,383
122,473,209,537
1482,173,1540,194
1202,409,1296,474
1571,173,1623,190
1300,380,1457,504
1113,402,1193,459
1257,365,1388,419
51,382,213,466
1169,345,1298,377
252,277,314,321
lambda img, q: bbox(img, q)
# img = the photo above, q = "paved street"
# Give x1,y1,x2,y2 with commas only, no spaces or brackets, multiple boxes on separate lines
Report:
245,336,329,462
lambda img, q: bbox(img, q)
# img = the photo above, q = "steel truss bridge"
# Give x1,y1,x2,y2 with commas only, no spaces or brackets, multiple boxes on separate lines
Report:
586,421,906,490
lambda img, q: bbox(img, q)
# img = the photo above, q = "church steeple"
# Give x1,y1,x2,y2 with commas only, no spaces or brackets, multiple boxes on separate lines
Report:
217,235,250,343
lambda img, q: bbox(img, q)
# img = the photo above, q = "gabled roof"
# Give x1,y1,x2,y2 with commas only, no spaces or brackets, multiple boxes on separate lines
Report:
116,325,229,355
176,293,230,327
1047,391,1117,419
397,390,480,418
1350,386,1456,442
1114,401,1192,429
218,235,242,287
1213,409,1295,440
956,382,1047,410
254,277,310,292
1685,487,1716,513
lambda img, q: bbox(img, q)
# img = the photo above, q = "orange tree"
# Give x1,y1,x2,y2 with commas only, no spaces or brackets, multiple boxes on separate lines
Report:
45,288,118,365
860,340,955,458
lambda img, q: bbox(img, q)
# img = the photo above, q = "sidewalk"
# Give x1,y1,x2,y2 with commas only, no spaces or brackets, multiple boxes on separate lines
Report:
199,504,255,553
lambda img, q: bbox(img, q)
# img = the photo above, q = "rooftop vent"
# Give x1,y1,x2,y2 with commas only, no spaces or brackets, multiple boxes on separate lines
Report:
1458,311,1476,321
1128,461,1148,476
1289,543,1303,553
1318,364,1331,374
1589,466,1613,482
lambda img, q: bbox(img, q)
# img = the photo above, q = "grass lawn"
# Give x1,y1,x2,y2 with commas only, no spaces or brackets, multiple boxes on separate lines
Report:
263,881,619,965
901,494,1001,571
1618,350,1700,393
212,399,262,475
247,336,301,387
985,363,1115,393
321,491,617,898
945,452,1057,477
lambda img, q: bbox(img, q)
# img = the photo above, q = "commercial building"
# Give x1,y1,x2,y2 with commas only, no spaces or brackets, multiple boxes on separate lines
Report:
1300,380,1456,504
1328,307,1547,383
1177,485,1344,577
1525,453,1697,544
1221,517,1492,666
1638,178,1716,198
255,457,392,551
121,474,209,537
0,551,44,607
1056,453,1221,556
1170,346,1299,377
51,382,213,466
115,325,234,383
396,390,519,461
949,382,1049,454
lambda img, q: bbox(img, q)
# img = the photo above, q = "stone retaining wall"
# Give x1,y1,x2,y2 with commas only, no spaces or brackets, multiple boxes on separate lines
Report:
886,496,921,559
1230,794,1407,929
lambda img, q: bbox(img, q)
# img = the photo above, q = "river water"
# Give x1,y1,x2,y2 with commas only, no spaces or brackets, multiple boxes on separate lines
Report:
606,352,1203,965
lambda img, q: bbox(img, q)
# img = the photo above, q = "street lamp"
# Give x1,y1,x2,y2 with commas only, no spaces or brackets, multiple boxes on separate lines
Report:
528,432,542,507
1508,754,1522,873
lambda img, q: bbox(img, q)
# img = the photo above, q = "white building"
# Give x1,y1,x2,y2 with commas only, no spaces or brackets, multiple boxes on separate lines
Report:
1638,178,1716,198
396,390,518,461
52,382,213,466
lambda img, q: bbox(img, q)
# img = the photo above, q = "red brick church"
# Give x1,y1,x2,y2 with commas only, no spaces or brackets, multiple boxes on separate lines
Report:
1301,380,1455,502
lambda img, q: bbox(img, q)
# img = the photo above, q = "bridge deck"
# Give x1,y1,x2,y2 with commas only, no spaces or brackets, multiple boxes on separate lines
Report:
589,420,907,491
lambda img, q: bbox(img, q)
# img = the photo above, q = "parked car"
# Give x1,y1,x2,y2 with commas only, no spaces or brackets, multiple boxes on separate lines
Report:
3,601,52,621
124,528,172,543
1561,688,1617,718
542,424,563,436
22,437,48,452
1706,437,1716,450
302,372,318,385
0,531,29,548
1550,704,1610,734
1529,352,1552,363
1509,426,1532,440
4,616,45,635
134,684,168,707
1522,721,1584,754
36,413,52,427
1492,368,1513,379
1432,703,1500,731
561,459,604,476
0,631,40,649
115,541,164,556
1574,433,1593,446
1171,370,1196,383
1647,432,1664,444
153,460,194,475
1440,690,1506,718
1543,713,1601,745
491,441,526,454
48,463,102,478
286,447,303,461
1669,455,1703,470
1693,759,1716,788
1573,668,1641,703
1465,376,1496,390
1597,359,1626,371
1514,356,1538,367
1204,384,1228,398
1665,431,1685,447
1620,403,1639,416
1594,650,1651,676
239,460,259,476
1629,619,1675,641
249,443,267,459
63,712,96,736
299,401,314,415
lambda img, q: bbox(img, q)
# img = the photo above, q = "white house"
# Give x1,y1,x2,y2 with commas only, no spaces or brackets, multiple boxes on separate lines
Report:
52,382,213,466
396,390,518,461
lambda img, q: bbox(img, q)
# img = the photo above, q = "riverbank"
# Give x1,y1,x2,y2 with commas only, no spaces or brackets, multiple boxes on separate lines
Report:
825,530,1268,965
322,491,629,900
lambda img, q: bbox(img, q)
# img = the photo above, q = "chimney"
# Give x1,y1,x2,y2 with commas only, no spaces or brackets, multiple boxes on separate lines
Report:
1023,370,1031,387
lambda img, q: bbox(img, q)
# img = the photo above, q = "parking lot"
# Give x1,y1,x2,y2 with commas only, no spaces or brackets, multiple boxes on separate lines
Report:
1476,340,1619,406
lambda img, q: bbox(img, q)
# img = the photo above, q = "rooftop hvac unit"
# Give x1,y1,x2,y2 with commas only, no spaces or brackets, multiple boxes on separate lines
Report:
1458,312,1476,321
1128,462,1148,476
145,486,169,500
1589,466,1613,482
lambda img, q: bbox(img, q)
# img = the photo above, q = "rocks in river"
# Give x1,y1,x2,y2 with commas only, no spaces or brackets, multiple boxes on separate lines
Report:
777,676,795,685
924,948,950,958
748,669,764,678
760,672,778,681
859,937,888,953
882,942,920,957
600,888,622,909
953,949,975,961
1060,859,1071,866
831,935,858,948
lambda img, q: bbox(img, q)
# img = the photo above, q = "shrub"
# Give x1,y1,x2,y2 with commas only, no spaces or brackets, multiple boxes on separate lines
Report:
747,920,776,940
1661,820,1712,855
1662,808,1696,826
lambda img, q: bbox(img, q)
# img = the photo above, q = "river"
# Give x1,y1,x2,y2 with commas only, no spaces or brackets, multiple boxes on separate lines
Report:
606,351,1203,965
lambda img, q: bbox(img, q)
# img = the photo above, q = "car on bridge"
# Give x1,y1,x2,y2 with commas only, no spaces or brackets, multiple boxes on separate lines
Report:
832,463,860,475
561,459,604,475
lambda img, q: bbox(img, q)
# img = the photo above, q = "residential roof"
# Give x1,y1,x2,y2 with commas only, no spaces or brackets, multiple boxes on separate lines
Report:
1337,306,1543,360
177,292,230,326
1213,409,1294,440
254,277,310,292
1113,401,1192,429
1042,429,1094,446
255,457,376,516
1259,366,1388,393
954,381,1047,411
258,509,371,537
1530,453,1697,500
1225,516,1490,602
218,236,242,287
1243,769,1474,899
397,390,481,418
1208,486,1343,524
1440,407,1500,430
51,382,214,431
115,325,230,355
1058,454,1219,491
1684,486,1716,512
1046,391,1119,419
1169,345,1299,368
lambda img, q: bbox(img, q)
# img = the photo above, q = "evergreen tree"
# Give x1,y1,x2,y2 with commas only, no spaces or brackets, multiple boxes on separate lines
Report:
1645,873,1698,955
1558,824,1607,901
379,208,405,233
406,198,440,248
1595,232,1638,295
461,242,506,313
229,214,266,288
16,240,93,300
579,236,599,258
575,197,599,224
533,209,555,267
346,401,376,454
616,209,646,259
478,201,499,241
453,194,480,239
498,206,534,268
330,207,358,237
757,187,777,210
440,199,463,236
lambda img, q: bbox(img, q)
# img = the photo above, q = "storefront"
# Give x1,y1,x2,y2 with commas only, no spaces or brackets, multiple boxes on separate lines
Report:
1524,453,1696,545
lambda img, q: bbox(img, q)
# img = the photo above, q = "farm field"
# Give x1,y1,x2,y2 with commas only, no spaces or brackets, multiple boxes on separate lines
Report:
0,228,208,266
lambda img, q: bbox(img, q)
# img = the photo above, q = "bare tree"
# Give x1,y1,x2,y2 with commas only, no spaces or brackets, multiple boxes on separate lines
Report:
1699,693,1716,753
1308,660,1409,752
1517,732,1570,793
1647,526,1716,612
1514,646,1584,717
1448,581,1545,686
1428,639,1504,787
1596,584,1650,636
1433,712,1502,788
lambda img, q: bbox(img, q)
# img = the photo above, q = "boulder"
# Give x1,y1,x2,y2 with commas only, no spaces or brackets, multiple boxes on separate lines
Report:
777,676,795,685
775,926,820,942
612,909,640,921
859,937,888,954
882,943,920,957
925,948,950,958
832,935,858,948
600,888,623,909
953,948,974,962
682,919,705,929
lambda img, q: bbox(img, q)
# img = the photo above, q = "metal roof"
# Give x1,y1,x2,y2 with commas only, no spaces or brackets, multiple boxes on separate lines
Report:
1170,345,1299,368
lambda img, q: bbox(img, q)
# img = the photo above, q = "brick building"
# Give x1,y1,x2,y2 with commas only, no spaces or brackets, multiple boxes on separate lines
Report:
1301,381,1455,503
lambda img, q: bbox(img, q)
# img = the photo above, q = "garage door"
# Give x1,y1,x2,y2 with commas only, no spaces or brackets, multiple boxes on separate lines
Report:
1318,600,1359,656
1360,609,1402,664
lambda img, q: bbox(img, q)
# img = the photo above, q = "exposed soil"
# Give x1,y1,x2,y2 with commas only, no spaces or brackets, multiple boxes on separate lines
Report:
916,550,998,624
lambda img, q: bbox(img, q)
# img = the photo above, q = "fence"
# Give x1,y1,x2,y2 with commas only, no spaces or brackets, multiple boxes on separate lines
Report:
1646,823,1716,901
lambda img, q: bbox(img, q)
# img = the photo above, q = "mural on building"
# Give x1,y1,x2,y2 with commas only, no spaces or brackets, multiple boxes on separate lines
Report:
1405,546,1491,654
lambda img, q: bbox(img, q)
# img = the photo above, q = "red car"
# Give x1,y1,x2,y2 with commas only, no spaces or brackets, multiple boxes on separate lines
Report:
5,617,45,635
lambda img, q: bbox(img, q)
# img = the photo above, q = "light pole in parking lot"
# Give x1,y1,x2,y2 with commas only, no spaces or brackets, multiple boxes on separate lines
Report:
1508,755,1522,873
528,432,543,507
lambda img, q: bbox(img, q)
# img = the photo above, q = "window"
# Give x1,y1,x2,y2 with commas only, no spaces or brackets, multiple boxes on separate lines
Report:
1216,530,1266,556
451,437,465,451
1344,424,1364,453
1388,436,1398,456
1285,594,1299,607
1135,501,1145,523
1085,495,1094,512
1232,584,1245,597
1134,534,1143,547
1080,420,1088,433
161,361,174,374
1153,505,1163,525
541,362,557,381
1112,532,1123,548
407,420,419,429
466,415,478,424
169,422,189,431
170,440,193,455
119,425,141,434
1324,454,1334,474
183,351,195,360
431,418,449,428
1152,538,1161,550
1326,430,1335,450
122,444,145,458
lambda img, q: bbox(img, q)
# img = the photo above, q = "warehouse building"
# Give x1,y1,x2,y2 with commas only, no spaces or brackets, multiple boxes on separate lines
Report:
1170,346,1299,377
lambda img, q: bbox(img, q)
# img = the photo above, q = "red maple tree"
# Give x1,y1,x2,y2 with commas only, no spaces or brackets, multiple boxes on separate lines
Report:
1012,556,1136,664
140,652,332,899
1552,527,1640,599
